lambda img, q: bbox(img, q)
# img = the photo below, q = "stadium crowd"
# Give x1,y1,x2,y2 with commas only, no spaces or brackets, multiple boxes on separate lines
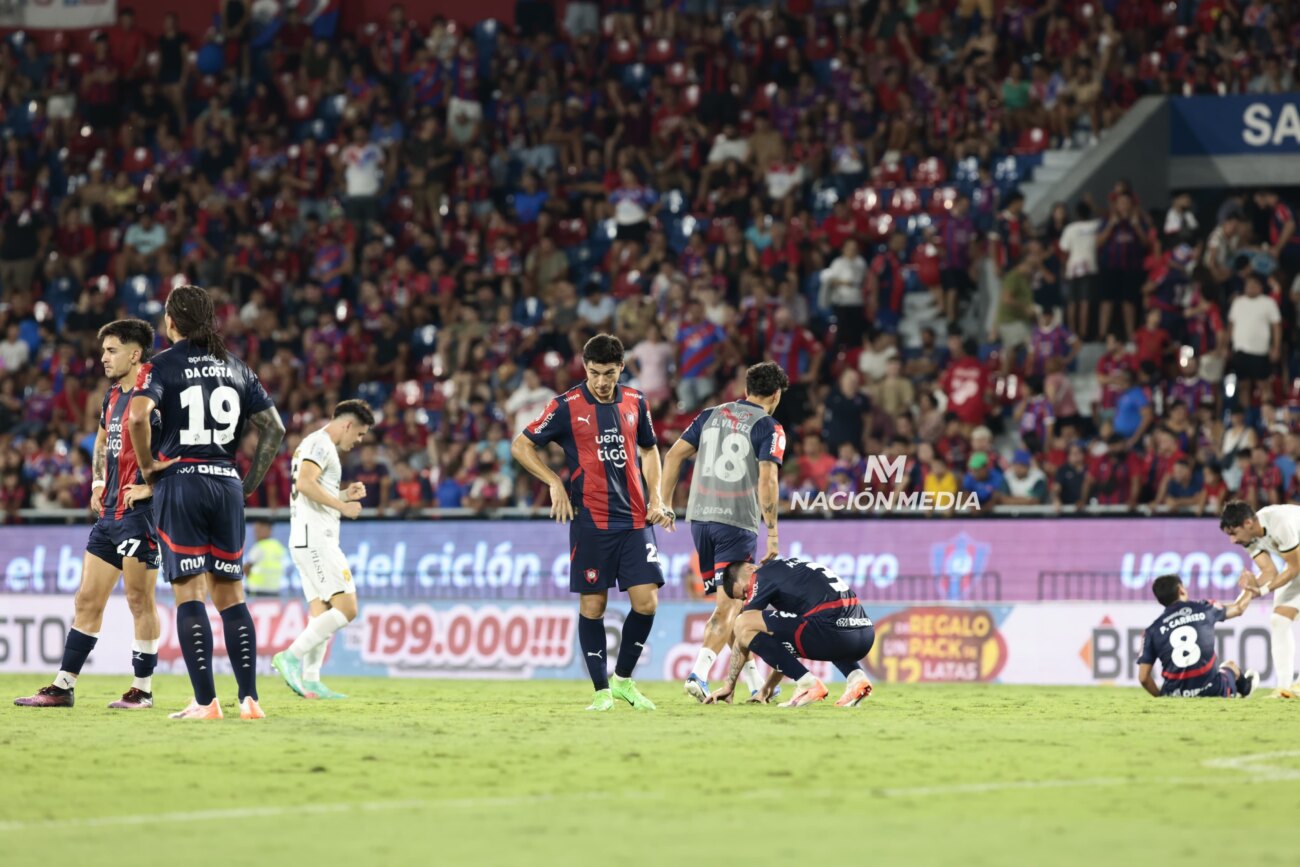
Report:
2,0,1300,522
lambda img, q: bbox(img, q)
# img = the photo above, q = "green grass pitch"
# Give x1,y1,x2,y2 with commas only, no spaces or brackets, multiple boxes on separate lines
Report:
2,674,1298,867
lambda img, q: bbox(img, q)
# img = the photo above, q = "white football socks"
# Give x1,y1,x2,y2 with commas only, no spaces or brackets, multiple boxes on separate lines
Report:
741,660,765,694
289,608,349,660
303,635,331,682
1271,612,1296,688
131,638,159,693
690,648,717,681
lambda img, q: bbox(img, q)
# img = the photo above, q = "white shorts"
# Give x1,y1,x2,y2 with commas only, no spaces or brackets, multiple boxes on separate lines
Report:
1273,577,1300,610
291,545,355,603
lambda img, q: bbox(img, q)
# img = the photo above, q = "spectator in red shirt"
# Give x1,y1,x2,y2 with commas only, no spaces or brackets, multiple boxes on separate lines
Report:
940,336,991,429
797,433,837,490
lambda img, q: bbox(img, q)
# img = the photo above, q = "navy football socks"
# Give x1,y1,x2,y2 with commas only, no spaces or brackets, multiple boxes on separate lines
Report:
749,633,810,682
615,610,654,679
220,603,259,702
578,615,609,691
176,600,216,705
59,628,98,676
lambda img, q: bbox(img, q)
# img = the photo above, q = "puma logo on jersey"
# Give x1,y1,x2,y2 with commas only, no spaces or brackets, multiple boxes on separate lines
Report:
576,415,591,425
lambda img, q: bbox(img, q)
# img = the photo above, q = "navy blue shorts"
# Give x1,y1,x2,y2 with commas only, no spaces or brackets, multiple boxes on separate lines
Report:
1164,669,1236,698
761,610,875,663
569,524,665,594
691,521,757,595
85,509,160,571
153,469,246,583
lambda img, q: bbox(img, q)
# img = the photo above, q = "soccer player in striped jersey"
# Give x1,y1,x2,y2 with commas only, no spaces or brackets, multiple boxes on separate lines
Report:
14,320,163,710
660,362,789,703
511,334,672,711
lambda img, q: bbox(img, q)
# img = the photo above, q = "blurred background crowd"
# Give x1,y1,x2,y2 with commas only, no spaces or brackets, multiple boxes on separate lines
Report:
3,0,1300,521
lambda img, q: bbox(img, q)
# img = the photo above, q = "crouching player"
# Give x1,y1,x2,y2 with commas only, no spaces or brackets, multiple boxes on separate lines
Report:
1137,573,1259,699
705,557,874,708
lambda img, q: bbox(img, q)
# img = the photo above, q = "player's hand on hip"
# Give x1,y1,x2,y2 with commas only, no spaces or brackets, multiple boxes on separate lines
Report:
122,484,153,509
704,683,735,705
341,501,363,520
141,457,179,484
762,536,780,563
89,487,104,517
548,482,574,523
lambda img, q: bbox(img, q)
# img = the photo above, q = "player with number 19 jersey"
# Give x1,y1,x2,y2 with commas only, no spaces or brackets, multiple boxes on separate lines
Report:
1138,600,1234,697
134,339,274,582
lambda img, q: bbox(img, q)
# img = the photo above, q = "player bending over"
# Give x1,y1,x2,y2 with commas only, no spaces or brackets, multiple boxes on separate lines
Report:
705,557,874,708
511,333,671,711
660,361,789,703
129,285,285,720
16,320,164,709
1137,573,1258,698
1220,500,1300,698
272,400,374,700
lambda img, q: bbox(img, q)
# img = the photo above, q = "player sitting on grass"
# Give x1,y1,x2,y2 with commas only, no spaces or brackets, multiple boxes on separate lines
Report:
705,557,874,708
1137,573,1258,699
1220,501,1300,698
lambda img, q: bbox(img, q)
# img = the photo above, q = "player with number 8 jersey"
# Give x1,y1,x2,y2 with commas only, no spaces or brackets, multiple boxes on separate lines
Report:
1136,573,1258,699
128,286,285,720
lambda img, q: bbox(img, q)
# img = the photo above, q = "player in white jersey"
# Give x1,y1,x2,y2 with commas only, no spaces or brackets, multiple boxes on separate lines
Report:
272,400,374,700
1220,500,1300,698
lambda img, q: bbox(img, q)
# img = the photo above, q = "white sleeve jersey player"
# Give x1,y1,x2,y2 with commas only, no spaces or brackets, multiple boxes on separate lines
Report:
1248,505,1300,558
290,427,343,547
1247,504,1300,607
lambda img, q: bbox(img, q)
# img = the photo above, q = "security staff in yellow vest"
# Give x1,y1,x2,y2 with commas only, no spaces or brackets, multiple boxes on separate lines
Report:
245,521,289,598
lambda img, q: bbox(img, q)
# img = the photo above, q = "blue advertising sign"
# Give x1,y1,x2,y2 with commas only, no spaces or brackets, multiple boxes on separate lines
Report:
1171,95,1300,156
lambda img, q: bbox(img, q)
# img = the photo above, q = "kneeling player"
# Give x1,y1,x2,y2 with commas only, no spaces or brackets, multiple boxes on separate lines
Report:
706,557,875,708
1137,573,1259,699
272,400,373,700
15,320,163,709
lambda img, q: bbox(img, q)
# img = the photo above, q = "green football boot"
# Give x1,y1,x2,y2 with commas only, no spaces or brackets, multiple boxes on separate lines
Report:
610,675,656,710
586,688,614,711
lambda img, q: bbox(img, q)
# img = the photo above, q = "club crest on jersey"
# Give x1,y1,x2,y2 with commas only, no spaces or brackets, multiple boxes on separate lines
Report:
585,568,599,584
625,411,635,425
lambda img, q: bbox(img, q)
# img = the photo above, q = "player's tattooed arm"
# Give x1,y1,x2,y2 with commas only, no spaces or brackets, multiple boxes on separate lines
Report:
705,642,748,704
658,438,697,525
243,407,287,497
90,426,107,517
759,461,779,562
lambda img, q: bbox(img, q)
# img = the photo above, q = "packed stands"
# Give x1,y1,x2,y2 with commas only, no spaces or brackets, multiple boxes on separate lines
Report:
3,0,1300,521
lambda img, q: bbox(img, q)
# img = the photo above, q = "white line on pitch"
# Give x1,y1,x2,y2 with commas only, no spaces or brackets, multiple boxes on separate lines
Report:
5,762,1299,833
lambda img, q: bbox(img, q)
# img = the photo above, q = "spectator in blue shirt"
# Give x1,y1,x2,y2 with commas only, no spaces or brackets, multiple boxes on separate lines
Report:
962,452,1005,510
1113,369,1153,445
